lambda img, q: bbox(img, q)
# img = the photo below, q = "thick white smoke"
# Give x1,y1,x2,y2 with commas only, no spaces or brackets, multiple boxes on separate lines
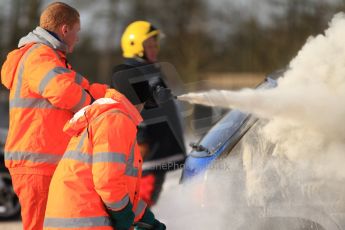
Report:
178,13,345,179
155,13,345,229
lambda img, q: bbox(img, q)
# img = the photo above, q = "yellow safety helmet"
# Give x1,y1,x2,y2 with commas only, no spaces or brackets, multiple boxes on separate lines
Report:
121,21,160,58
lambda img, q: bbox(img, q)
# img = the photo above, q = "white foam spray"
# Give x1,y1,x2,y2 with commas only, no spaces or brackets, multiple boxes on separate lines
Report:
178,13,345,179
154,13,345,229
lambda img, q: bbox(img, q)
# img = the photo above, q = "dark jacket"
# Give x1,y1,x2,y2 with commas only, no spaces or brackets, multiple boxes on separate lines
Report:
112,58,186,173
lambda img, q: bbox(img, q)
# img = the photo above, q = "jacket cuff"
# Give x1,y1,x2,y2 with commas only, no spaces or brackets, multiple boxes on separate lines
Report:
107,202,135,229
140,207,155,226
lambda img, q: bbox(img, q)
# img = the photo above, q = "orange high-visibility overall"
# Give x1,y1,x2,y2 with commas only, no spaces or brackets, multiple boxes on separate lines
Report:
44,89,147,230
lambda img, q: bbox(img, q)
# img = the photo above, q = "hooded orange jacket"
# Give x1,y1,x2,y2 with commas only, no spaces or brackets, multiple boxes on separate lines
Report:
1,27,99,175
44,89,146,229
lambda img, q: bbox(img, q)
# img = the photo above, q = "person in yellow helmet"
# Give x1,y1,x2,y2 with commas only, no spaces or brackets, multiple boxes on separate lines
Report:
121,20,160,63
111,21,186,207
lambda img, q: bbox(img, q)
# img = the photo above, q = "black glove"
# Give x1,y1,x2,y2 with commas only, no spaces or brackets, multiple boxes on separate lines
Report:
153,85,173,104
152,219,166,230
135,208,166,230
107,202,135,230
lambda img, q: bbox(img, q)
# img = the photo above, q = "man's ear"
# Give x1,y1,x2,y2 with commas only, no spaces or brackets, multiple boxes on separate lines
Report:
61,24,69,37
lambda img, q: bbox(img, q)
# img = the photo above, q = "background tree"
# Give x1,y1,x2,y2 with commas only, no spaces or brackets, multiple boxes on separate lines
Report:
0,0,343,87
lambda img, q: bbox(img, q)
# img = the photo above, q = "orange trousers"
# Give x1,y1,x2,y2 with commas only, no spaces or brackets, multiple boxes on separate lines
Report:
11,174,52,230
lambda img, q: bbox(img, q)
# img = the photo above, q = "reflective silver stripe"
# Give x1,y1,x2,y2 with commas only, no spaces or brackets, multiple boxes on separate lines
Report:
9,97,58,109
125,166,139,177
71,89,87,113
127,141,135,164
63,151,92,163
10,44,60,110
38,67,71,94
62,132,90,163
75,72,83,85
14,44,42,99
44,216,111,228
93,152,126,164
135,200,147,218
4,151,61,164
108,109,135,124
76,131,87,151
92,109,135,127
91,109,122,124
88,109,139,175
105,194,130,211
125,141,139,177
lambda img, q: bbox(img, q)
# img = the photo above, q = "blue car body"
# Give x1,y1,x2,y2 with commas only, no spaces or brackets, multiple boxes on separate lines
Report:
181,76,278,182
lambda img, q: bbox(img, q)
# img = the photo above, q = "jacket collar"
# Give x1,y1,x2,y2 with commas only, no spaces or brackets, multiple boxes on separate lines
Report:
18,26,68,53
124,58,148,67
64,89,143,136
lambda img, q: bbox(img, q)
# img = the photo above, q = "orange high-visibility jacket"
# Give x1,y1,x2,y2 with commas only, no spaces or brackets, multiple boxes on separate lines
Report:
1,27,94,175
44,89,146,230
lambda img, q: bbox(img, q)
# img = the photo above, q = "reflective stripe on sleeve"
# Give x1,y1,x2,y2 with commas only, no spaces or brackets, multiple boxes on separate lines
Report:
14,44,42,99
104,194,130,211
125,167,139,177
71,89,88,113
75,72,83,85
125,141,139,177
93,152,127,164
38,67,71,94
4,151,61,164
63,151,92,164
134,200,147,218
10,98,58,109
